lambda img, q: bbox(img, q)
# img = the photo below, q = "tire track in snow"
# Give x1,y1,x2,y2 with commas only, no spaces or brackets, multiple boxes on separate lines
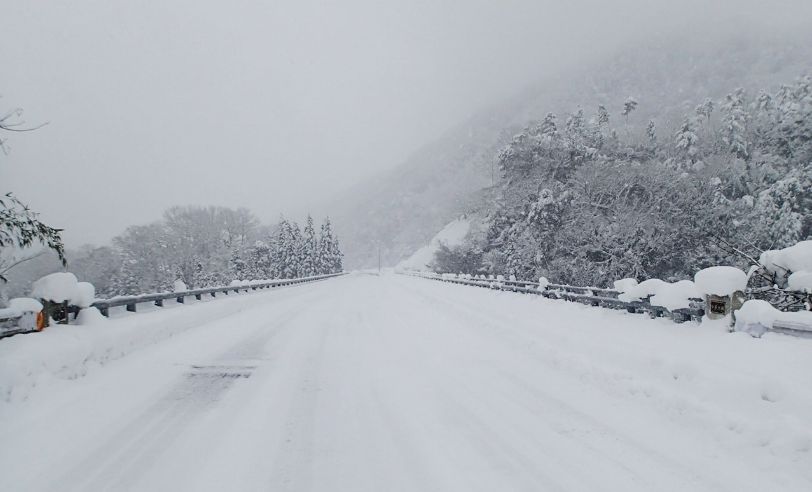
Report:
55,290,320,492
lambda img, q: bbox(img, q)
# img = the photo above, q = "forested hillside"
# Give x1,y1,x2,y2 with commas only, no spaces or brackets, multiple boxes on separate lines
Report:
331,31,812,270
437,74,811,286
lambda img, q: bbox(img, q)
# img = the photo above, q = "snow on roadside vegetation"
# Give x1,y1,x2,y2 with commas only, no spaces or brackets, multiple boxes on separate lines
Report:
397,218,470,271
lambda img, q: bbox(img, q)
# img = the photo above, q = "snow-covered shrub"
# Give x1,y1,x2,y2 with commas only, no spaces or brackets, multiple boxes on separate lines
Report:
618,279,666,302
72,282,96,308
787,271,812,293
31,272,80,303
538,277,550,290
649,280,703,311
173,279,188,292
734,300,780,337
613,278,638,293
759,241,812,291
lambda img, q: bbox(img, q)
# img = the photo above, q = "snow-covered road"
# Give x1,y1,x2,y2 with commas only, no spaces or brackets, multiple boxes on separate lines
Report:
2,273,811,491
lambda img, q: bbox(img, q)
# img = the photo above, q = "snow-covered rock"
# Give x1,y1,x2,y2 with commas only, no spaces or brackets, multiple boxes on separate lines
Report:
694,266,747,296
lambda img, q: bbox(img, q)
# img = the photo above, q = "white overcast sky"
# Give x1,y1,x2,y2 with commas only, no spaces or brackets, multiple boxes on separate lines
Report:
2,0,809,246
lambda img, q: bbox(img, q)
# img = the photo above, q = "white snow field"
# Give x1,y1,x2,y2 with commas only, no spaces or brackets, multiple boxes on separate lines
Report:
1,273,811,492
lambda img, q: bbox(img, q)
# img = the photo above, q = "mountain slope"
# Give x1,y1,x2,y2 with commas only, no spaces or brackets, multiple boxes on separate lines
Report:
330,31,812,269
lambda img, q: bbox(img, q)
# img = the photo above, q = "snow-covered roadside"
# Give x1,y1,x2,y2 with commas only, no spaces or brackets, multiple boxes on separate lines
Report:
0,280,336,403
393,274,812,468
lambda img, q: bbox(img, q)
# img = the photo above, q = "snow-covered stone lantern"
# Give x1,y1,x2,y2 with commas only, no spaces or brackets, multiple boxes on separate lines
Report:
694,266,748,322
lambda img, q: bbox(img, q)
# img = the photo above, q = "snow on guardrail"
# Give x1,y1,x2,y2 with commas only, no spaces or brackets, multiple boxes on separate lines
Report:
401,270,812,337
1,272,347,340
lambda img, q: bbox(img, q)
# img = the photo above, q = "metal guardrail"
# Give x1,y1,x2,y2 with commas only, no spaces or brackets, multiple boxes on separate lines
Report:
87,272,347,317
0,273,346,339
401,271,705,323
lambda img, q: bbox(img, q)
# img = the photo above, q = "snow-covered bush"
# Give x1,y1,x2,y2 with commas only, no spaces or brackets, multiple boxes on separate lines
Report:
649,280,703,311
734,300,779,337
31,272,80,303
618,279,666,303
173,279,188,292
538,277,550,290
613,278,638,293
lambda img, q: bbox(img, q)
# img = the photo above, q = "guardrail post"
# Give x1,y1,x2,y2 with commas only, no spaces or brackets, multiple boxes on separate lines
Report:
99,306,109,317
155,299,164,307
195,293,202,300
176,296,185,304
126,303,136,313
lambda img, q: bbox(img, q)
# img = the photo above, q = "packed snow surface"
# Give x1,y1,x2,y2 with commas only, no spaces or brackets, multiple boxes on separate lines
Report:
694,266,747,296
1,274,812,491
397,218,470,271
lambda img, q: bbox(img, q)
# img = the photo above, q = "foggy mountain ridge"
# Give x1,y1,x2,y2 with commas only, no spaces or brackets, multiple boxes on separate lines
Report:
330,30,812,269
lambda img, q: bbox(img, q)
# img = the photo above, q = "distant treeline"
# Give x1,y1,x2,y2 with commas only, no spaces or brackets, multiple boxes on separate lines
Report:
434,75,812,286
6,207,343,298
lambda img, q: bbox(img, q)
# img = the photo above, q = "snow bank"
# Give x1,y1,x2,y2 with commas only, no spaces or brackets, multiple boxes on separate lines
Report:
76,307,107,326
8,297,43,313
649,280,703,311
694,266,747,296
759,241,812,277
30,272,79,303
397,218,471,271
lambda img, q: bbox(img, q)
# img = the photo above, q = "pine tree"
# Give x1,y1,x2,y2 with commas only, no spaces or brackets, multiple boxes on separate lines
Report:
621,96,638,125
674,117,700,167
646,120,657,152
302,215,318,276
720,88,749,159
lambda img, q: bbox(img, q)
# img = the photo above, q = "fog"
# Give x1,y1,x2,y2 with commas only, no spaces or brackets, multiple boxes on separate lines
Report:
2,0,808,246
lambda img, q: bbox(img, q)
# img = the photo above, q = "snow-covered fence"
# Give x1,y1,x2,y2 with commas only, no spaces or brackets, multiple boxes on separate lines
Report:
401,271,705,324
403,271,812,336
85,273,346,318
